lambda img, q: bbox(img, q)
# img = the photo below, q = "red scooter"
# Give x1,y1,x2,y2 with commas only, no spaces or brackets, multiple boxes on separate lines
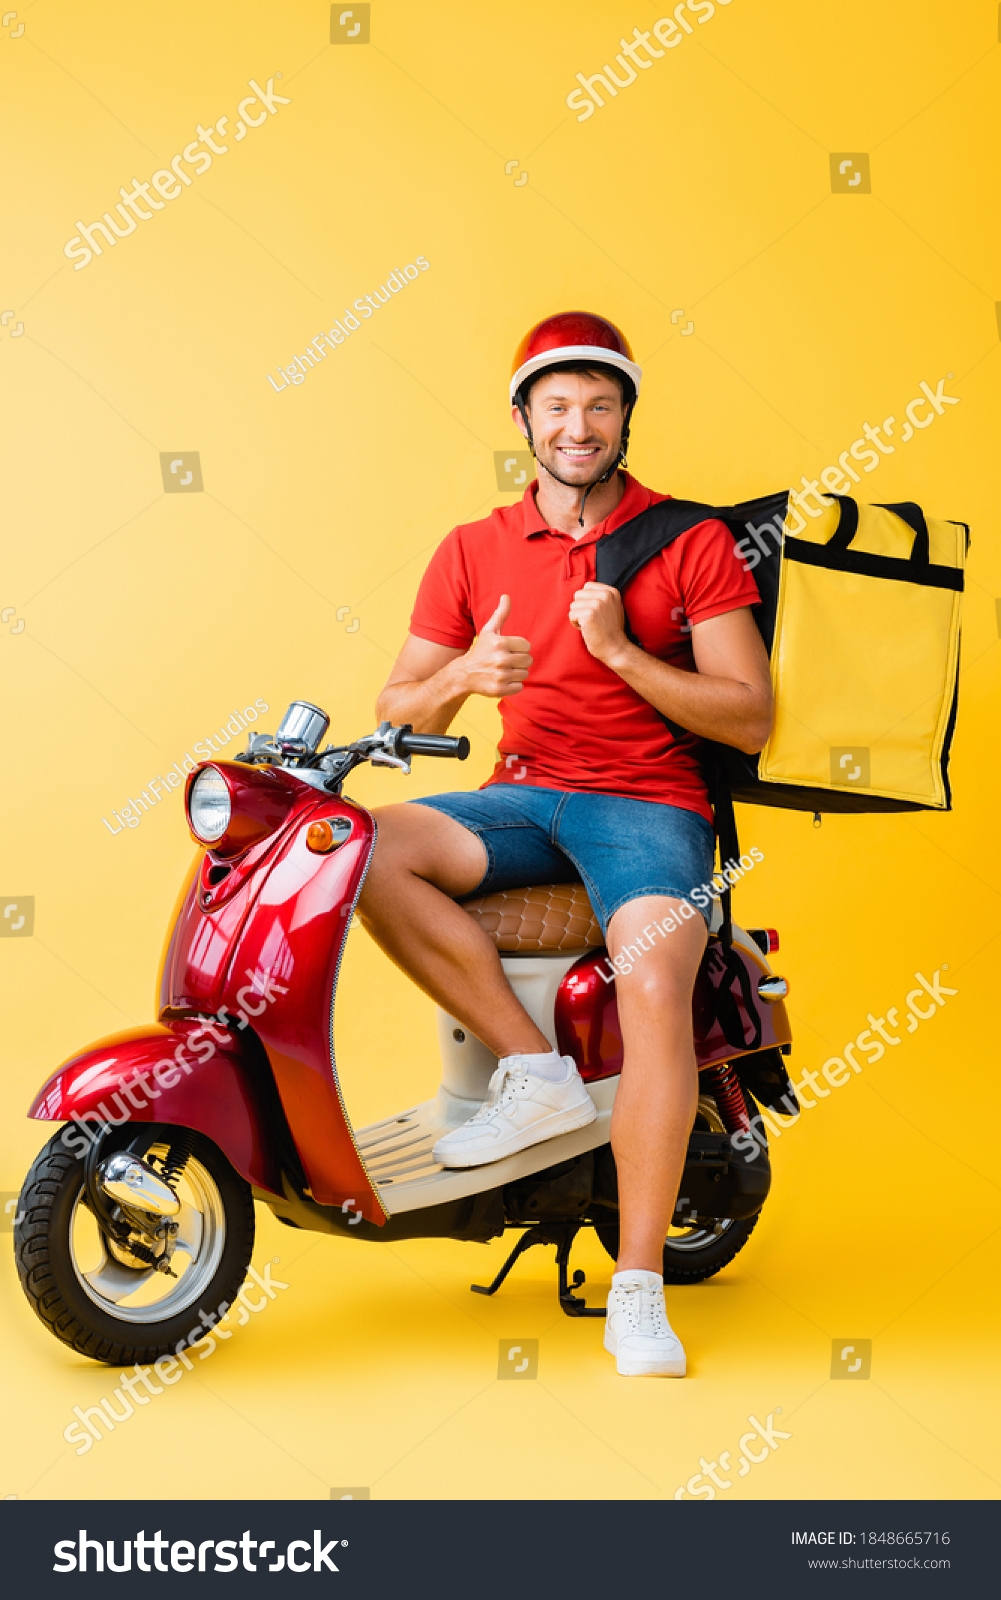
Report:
15,702,793,1366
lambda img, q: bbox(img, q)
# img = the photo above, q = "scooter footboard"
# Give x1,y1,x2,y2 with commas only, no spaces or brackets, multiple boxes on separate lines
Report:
27,1022,284,1196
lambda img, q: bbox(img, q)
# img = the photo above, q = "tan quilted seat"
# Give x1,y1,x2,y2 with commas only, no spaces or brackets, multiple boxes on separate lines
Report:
462,882,603,952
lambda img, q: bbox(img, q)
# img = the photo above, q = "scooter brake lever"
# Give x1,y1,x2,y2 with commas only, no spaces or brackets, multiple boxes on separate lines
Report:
369,751,411,773
365,723,412,774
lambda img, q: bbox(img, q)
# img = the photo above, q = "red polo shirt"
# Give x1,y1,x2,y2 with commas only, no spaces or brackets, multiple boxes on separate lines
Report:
409,473,759,819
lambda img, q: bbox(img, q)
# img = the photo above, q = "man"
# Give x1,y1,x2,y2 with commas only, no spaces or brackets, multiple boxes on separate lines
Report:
357,311,771,1376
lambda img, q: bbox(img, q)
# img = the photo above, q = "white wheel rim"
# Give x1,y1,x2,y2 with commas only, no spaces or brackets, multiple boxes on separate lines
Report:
69,1152,227,1325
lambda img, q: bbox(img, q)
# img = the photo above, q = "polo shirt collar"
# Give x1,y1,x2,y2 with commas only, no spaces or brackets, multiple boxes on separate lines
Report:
516,471,654,545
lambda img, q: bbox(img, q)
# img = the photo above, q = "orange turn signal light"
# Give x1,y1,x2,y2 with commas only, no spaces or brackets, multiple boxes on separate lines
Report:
306,820,337,853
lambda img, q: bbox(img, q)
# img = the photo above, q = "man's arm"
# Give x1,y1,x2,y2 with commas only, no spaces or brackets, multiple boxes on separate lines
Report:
567,582,773,753
376,594,533,734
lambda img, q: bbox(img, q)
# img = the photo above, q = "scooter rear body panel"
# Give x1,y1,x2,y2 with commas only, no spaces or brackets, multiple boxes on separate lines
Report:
556,933,792,1082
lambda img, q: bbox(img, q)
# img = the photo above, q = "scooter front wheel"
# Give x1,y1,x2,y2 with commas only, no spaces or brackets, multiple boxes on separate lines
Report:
14,1127,255,1366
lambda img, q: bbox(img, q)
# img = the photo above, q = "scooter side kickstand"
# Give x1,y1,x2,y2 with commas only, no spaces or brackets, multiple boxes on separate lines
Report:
470,1223,606,1318
555,1224,605,1318
470,1225,546,1298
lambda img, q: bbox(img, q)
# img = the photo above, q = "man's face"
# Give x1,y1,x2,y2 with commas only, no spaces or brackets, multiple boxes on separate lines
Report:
514,369,626,485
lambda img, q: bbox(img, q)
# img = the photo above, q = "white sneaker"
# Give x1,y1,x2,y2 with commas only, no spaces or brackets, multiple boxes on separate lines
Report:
604,1269,686,1377
432,1055,596,1168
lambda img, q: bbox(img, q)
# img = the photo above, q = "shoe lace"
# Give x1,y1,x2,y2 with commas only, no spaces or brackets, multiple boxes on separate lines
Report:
619,1282,669,1337
466,1062,528,1123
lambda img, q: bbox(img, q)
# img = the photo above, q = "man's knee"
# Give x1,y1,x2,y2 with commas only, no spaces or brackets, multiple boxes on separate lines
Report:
363,803,486,897
613,949,698,1013
363,804,428,876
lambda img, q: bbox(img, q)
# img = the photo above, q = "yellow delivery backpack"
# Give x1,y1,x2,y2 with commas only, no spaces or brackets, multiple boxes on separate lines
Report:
595,490,969,815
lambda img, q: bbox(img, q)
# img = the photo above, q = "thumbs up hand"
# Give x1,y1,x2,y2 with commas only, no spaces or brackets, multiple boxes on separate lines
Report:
460,594,533,698
481,594,512,636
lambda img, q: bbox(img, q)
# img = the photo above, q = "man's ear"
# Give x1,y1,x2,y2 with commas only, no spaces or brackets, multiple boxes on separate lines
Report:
511,399,535,457
511,402,529,439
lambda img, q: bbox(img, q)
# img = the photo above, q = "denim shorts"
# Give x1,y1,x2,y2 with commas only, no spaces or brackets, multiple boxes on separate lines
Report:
409,784,716,934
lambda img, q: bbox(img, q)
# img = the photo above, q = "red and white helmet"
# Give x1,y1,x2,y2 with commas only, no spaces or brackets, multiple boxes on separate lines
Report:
509,311,642,404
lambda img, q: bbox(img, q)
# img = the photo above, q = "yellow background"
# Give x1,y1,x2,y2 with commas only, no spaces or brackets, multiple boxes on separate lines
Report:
1,0,998,1502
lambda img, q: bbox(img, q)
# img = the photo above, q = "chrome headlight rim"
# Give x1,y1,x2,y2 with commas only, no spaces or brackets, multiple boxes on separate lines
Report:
187,765,232,844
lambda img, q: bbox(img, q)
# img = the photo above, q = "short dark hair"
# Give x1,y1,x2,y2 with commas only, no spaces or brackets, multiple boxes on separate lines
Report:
522,360,633,409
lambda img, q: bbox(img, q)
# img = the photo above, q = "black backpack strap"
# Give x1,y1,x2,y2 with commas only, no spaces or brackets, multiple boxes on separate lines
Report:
594,498,718,594
708,748,762,1053
595,499,722,740
596,493,775,1055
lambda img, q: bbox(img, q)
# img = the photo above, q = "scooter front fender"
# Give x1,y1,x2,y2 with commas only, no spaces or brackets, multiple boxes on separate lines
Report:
27,1022,283,1195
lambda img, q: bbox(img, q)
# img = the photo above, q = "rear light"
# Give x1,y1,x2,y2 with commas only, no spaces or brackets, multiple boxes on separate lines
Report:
766,928,779,952
747,928,780,956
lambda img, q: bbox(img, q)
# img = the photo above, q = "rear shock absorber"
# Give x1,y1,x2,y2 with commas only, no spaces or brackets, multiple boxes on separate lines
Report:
704,1061,750,1136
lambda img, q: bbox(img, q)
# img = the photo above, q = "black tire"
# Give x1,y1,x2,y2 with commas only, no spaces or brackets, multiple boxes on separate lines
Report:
14,1126,255,1366
595,1212,759,1284
593,1087,765,1284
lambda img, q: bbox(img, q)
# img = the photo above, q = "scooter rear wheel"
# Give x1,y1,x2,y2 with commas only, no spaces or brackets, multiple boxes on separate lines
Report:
14,1127,255,1366
593,1089,764,1284
595,1213,760,1284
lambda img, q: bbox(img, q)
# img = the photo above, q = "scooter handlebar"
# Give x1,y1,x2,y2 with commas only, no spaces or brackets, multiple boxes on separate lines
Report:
398,731,469,760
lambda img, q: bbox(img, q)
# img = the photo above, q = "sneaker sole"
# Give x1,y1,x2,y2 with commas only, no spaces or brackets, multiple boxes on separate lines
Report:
604,1327,686,1377
614,1356,686,1377
433,1100,597,1169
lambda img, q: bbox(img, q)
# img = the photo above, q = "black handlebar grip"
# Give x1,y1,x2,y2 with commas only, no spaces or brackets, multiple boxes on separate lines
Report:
399,732,469,760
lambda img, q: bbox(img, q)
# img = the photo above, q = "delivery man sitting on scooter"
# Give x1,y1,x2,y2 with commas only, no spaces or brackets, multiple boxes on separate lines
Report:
357,312,772,1377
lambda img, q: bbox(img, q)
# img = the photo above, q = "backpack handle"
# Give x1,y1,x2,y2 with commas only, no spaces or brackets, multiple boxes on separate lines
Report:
826,496,930,565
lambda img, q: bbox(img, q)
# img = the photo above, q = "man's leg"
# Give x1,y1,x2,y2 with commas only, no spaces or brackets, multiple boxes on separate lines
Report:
356,802,550,1057
606,895,708,1272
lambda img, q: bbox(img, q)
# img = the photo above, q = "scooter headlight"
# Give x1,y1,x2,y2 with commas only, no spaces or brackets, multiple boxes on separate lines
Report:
188,766,232,843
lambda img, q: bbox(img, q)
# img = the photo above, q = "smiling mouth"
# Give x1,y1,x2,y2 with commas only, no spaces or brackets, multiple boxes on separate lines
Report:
556,445,600,459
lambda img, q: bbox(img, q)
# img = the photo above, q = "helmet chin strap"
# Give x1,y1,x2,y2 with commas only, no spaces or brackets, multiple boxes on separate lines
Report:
516,396,634,527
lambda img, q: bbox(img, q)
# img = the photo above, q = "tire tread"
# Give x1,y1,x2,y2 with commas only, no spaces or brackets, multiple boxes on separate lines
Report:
13,1129,255,1367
